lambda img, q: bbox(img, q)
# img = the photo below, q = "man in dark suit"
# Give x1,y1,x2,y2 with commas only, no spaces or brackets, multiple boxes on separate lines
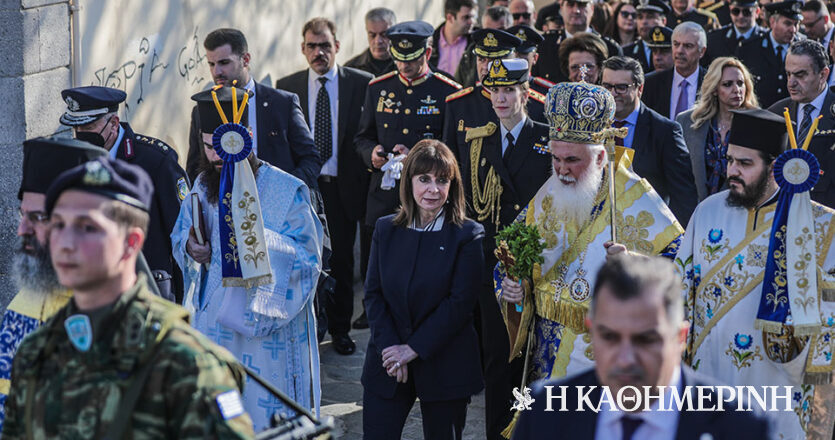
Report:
603,56,698,225
624,0,671,73
276,19,374,355
703,0,766,65
186,28,321,189
345,8,397,77
802,0,835,49
60,86,186,302
642,22,707,119
735,0,804,108
768,39,835,209
512,255,770,439
532,0,623,83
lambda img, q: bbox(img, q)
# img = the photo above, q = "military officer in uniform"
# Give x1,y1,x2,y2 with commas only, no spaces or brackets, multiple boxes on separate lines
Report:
667,0,720,31
703,0,765,65
735,0,803,108
462,58,551,440
700,0,732,26
443,29,551,164
508,24,556,99
355,21,462,234
59,86,187,303
624,0,672,73
2,157,254,439
646,25,675,72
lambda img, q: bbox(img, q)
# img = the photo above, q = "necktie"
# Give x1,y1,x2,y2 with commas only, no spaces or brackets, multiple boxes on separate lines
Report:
620,415,643,440
798,104,815,145
612,120,627,147
314,77,332,162
674,79,689,117
776,45,784,61
503,132,515,161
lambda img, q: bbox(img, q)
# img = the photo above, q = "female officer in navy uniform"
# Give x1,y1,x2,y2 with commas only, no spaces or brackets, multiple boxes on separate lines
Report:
361,140,484,440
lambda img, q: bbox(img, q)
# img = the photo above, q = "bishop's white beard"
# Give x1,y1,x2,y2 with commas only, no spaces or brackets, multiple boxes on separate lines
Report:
549,161,605,226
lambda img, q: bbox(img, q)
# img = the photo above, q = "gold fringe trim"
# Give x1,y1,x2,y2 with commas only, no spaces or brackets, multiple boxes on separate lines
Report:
533,293,588,334
501,410,521,439
794,323,823,336
803,371,832,385
822,289,835,302
754,318,788,334
222,273,274,289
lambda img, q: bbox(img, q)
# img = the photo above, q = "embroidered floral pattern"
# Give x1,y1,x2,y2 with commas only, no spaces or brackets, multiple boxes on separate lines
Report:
793,384,813,433
700,229,729,263
763,325,808,363
725,333,763,370
536,195,563,248
746,244,768,268
616,210,655,254
237,191,266,268
221,191,239,268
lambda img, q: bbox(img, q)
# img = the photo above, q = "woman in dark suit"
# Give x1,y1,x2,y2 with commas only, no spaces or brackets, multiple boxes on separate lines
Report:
676,57,759,201
361,139,485,440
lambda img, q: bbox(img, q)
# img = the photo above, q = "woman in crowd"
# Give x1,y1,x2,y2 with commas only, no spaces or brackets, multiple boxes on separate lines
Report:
361,139,485,440
559,32,610,83
676,56,759,202
604,1,638,46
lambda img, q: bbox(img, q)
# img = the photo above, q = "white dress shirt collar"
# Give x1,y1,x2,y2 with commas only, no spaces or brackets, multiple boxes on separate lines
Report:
798,87,828,127
500,117,527,156
596,368,682,440
108,125,126,159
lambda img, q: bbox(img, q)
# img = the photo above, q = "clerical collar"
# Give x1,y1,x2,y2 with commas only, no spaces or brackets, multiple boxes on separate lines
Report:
758,188,780,209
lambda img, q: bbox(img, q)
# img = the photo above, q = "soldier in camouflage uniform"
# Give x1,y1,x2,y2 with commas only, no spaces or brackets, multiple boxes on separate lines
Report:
2,157,254,440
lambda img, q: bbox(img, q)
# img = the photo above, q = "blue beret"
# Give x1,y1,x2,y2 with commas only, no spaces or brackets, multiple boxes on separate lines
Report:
60,86,127,126
45,157,154,215
386,21,434,61
19,137,107,199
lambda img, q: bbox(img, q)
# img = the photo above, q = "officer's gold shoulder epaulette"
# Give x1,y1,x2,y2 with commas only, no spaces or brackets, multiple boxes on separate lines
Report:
528,88,546,104
446,87,474,102
433,72,463,89
369,70,397,85
465,122,498,142
532,77,555,89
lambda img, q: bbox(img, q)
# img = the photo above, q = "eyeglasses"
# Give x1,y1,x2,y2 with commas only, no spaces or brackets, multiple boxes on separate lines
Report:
512,12,532,20
18,209,48,224
730,7,753,17
802,16,823,28
620,10,638,19
601,82,637,94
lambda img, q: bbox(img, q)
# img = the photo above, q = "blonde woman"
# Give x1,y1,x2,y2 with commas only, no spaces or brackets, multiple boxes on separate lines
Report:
676,56,758,201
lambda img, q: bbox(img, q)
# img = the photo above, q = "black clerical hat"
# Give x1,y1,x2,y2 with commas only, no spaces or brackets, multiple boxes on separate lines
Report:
728,109,790,157
19,137,107,200
191,86,251,134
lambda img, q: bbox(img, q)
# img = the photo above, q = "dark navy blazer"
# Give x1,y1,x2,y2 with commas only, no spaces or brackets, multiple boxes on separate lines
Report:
361,215,485,402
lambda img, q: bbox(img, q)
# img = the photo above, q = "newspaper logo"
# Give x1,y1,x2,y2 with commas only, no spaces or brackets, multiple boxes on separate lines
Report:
511,386,535,411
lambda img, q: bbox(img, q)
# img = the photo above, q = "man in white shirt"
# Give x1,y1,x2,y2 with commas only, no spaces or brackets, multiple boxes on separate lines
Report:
512,255,770,440
641,22,707,119
276,18,374,355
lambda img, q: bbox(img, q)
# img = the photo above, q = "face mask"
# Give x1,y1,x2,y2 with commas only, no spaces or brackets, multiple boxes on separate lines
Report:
76,116,113,148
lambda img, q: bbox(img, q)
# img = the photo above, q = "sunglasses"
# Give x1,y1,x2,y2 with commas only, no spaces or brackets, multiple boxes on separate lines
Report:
620,10,638,19
513,12,532,19
730,7,753,17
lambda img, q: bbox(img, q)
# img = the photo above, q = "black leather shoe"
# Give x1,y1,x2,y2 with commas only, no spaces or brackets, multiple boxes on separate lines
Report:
352,311,369,329
332,333,356,355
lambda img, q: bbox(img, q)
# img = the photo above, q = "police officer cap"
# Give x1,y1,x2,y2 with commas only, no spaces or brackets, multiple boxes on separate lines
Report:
646,26,673,48
728,108,790,157
19,137,107,200
45,157,154,215
636,0,672,15
60,86,127,127
482,59,530,87
730,0,757,8
764,0,803,20
191,86,250,135
472,29,522,59
535,2,562,30
508,25,545,54
386,21,434,62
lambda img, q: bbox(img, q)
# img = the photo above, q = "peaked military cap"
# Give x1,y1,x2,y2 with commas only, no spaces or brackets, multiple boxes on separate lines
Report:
386,21,434,62
471,29,522,59
508,25,545,54
646,26,673,48
535,2,562,29
60,86,126,127
482,59,531,87
191,86,251,135
730,0,757,7
19,137,107,200
728,108,790,157
636,0,672,15
764,0,802,20
545,82,616,143
45,157,154,215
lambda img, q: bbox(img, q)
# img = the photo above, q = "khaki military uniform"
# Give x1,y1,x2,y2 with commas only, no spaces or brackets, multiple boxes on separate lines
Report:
2,275,254,439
